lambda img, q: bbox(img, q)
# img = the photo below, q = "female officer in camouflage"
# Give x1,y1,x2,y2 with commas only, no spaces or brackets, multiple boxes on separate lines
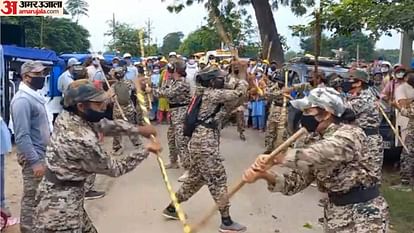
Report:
34,80,161,233
162,68,248,233
155,59,192,182
343,70,384,181
243,87,389,233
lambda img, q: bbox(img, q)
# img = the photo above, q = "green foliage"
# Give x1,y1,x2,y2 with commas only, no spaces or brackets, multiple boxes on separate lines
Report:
165,0,315,17
375,49,400,64
322,0,414,40
285,50,302,60
178,26,220,56
299,32,376,61
105,20,159,57
178,0,256,56
381,170,414,233
1,16,90,53
160,32,184,55
65,0,89,23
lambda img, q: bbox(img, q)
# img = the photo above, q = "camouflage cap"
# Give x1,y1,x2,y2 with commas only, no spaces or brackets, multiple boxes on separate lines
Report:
63,80,108,107
349,70,369,83
290,87,346,117
21,61,46,75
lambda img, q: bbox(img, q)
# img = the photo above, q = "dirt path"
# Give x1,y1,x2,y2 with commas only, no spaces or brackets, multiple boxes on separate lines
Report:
4,126,323,233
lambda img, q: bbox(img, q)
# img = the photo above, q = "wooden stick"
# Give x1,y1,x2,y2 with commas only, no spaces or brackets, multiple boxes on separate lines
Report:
138,30,153,110
266,40,273,61
102,76,127,121
379,106,410,153
191,127,308,232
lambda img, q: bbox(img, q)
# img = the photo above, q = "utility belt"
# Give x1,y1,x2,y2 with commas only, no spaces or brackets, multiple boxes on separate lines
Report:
328,185,379,206
45,168,85,188
363,127,379,136
169,103,188,109
200,121,219,129
273,101,284,107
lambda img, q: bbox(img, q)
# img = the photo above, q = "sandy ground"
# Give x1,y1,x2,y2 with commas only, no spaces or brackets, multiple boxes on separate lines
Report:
4,125,323,233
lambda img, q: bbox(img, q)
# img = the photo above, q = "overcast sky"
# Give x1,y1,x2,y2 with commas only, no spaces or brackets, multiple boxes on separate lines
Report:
76,0,402,54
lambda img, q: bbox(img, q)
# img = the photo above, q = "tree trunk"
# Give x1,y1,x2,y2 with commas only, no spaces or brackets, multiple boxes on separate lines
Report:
251,0,285,65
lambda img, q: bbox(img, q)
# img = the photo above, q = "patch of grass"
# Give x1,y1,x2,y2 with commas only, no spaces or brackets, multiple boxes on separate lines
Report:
381,170,414,233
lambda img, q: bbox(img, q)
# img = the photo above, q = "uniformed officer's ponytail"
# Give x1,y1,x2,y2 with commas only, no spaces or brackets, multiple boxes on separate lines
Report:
337,108,356,124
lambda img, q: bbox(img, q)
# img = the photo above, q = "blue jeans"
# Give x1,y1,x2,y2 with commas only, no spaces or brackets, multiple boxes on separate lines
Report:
0,155,4,208
252,116,265,130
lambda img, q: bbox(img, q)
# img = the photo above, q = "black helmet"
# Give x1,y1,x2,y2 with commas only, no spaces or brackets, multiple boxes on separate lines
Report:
196,67,226,87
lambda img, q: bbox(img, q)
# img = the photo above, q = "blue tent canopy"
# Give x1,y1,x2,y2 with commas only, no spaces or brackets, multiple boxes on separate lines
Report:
59,53,91,63
1,45,59,61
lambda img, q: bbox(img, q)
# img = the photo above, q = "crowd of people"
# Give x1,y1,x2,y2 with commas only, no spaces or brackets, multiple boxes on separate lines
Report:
0,48,413,233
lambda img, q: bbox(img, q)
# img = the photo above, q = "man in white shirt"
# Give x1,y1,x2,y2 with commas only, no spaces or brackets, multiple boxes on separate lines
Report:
123,53,138,81
57,58,80,94
87,55,105,82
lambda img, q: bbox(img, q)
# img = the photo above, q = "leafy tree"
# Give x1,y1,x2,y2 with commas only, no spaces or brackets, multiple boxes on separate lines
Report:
160,32,184,55
105,22,140,56
105,20,158,57
321,0,414,40
375,49,411,65
179,26,220,56
299,32,376,62
2,16,90,53
162,0,315,65
285,50,302,60
65,0,89,24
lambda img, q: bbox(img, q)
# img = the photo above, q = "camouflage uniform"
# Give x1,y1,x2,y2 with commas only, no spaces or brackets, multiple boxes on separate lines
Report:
175,80,248,217
264,82,285,152
156,79,191,169
34,111,149,232
347,89,383,181
399,101,414,185
112,79,140,151
268,124,389,232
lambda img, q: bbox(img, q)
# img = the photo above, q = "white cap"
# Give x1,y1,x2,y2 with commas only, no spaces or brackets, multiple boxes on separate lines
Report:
134,61,140,65
67,58,80,67
290,87,346,117
169,52,177,57
123,53,132,58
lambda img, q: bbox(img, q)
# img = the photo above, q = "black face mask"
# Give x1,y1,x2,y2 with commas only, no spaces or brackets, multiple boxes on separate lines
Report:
29,76,46,90
104,104,114,120
300,115,319,132
234,70,240,75
83,108,107,123
271,66,277,71
341,81,354,93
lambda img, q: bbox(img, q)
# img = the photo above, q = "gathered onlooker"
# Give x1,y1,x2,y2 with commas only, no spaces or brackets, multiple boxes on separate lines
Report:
58,58,80,94
87,54,105,82
11,61,51,233
123,53,138,81
0,116,12,217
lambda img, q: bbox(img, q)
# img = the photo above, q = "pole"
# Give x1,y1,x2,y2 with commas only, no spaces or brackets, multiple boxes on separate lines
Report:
192,128,308,232
356,44,360,67
138,30,152,110
379,106,409,153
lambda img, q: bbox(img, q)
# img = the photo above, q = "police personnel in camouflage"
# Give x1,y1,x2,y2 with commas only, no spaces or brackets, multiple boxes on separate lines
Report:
155,59,192,181
162,68,248,233
243,87,389,233
343,70,384,180
264,77,285,153
110,66,141,153
34,81,161,233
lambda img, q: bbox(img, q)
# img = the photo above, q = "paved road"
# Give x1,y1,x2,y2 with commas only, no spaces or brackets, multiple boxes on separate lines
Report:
86,125,324,233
